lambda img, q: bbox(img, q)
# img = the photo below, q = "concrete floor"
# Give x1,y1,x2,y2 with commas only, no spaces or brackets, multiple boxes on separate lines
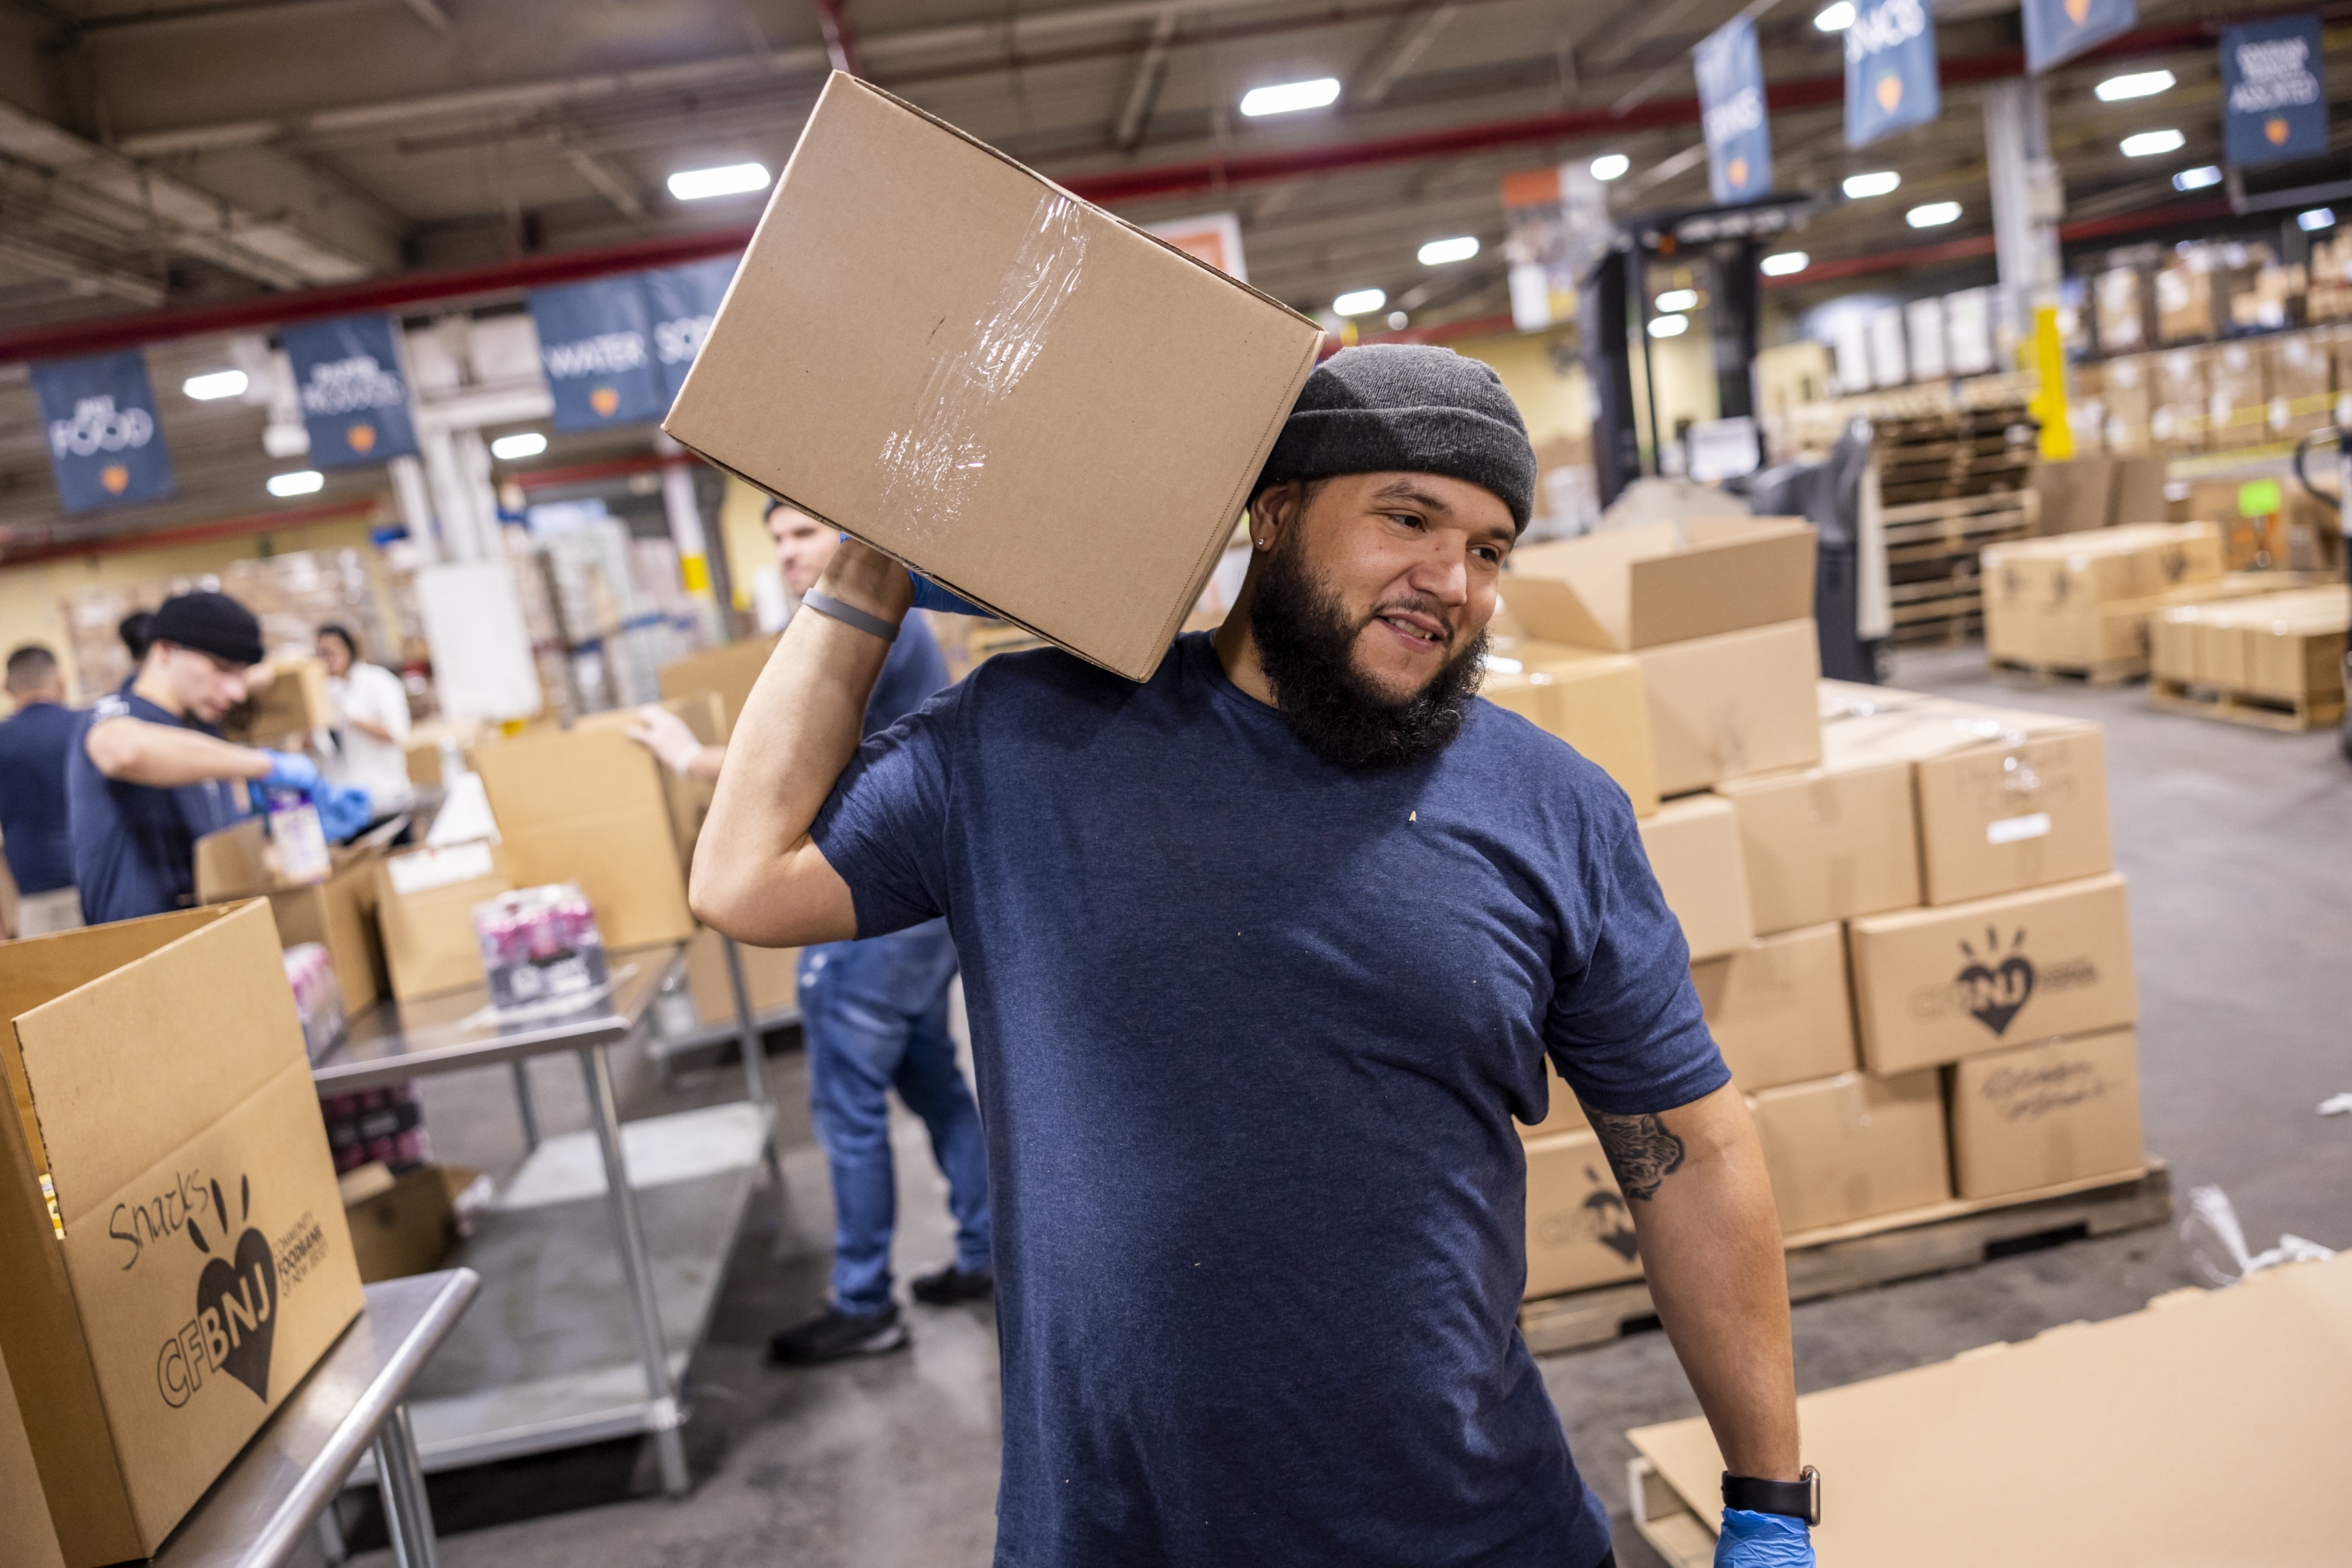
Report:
329,646,2352,1568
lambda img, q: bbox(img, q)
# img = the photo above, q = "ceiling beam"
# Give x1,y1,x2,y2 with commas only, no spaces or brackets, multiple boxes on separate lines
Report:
1114,8,1181,152
555,144,647,221
0,233,167,306
1350,0,1464,109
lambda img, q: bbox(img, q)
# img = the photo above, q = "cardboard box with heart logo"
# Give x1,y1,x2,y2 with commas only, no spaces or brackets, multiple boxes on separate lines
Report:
1846,872,2138,1075
0,902,365,1567
1523,1128,1643,1298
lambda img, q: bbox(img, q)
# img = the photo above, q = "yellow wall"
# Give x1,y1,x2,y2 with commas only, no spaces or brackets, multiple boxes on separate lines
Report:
0,517,383,706
717,476,774,612
1449,327,1590,444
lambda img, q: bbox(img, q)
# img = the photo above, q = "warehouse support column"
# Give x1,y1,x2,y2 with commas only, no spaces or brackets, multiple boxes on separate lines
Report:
655,433,727,642
388,455,440,564
1985,76,2072,458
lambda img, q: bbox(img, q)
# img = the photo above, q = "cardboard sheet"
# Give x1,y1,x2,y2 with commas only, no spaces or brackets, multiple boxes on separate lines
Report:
1630,1252,2352,1565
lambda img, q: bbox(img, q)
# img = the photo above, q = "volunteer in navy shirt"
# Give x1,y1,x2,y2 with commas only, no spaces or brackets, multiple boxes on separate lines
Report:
0,645,86,935
627,502,992,1361
69,590,359,926
690,347,1816,1568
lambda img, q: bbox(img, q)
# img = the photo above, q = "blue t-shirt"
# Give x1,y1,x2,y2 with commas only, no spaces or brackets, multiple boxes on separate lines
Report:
67,681,247,926
811,631,1725,1568
0,700,82,894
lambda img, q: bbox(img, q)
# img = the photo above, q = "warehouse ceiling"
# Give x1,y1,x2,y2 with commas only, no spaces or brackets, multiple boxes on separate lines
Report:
0,0,2344,547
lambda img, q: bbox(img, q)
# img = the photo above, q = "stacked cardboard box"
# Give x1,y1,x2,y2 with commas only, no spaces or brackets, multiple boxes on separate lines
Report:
1980,522,2229,674
2150,583,2350,725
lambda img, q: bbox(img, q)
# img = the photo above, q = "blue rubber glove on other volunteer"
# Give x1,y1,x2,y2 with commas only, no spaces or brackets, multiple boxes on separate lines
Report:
260,749,322,794
317,785,375,843
1715,1509,1814,1566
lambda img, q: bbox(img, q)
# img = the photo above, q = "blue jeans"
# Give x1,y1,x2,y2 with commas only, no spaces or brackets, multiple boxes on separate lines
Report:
799,922,991,1311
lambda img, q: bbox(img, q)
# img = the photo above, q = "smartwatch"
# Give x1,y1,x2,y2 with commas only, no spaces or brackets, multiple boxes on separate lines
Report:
1722,1466,1820,1526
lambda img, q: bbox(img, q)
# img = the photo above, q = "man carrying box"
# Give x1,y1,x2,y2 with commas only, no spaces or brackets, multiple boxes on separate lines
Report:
693,346,1814,1567
0,645,86,934
69,591,371,925
629,500,993,1363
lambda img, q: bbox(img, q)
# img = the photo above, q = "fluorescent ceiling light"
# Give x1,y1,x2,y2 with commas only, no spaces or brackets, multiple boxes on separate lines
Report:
1814,1,1855,29
2121,129,2186,157
1240,78,1340,116
667,162,770,201
1760,250,1809,276
1655,287,1699,312
1418,235,1480,265
1843,170,1901,199
1907,201,1962,227
2096,69,2174,101
1591,153,1631,181
2173,165,2223,191
1648,314,1690,337
491,432,548,460
1333,287,1387,316
2300,207,2337,231
267,470,323,497
182,369,248,401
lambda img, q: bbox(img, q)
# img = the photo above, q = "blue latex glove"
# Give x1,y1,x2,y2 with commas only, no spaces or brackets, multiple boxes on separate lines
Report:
1714,1509,1814,1566
316,785,374,843
259,749,321,794
908,572,989,617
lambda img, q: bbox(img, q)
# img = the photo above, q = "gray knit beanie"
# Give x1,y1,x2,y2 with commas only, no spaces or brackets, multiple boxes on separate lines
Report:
1251,344,1538,531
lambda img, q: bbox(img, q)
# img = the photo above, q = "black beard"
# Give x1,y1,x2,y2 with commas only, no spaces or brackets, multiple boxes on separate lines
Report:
1248,532,1488,771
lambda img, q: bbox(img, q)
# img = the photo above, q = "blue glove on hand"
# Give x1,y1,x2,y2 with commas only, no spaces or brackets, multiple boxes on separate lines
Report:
260,749,321,794
316,785,374,843
1714,1509,1814,1567
908,572,989,617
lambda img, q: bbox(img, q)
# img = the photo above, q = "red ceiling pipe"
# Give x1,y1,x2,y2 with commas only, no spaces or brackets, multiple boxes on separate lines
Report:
0,23,2279,367
0,497,382,567
1763,197,2239,287
510,450,699,489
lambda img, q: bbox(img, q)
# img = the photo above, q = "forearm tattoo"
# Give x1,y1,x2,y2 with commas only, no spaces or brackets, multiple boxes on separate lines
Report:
1589,1111,1686,1201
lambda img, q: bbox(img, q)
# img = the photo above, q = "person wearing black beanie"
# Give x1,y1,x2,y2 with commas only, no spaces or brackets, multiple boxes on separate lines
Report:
686,342,1805,1568
69,589,369,924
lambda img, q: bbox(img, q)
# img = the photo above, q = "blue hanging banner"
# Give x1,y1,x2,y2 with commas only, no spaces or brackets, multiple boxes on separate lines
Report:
1695,18,1772,206
282,316,420,469
2221,17,2326,168
641,255,742,402
29,350,175,512
2021,0,2134,75
1844,0,1940,148
529,278,666,432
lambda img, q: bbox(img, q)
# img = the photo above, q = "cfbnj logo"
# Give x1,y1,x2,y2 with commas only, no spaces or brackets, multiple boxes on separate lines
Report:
155,1174,278,1408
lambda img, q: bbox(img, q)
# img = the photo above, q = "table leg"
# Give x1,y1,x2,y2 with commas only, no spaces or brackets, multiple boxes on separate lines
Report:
312,1503,348,1565
371,1403,440,1568
575,1042,692,1497
510,1059,542,1152
719,936,790,1209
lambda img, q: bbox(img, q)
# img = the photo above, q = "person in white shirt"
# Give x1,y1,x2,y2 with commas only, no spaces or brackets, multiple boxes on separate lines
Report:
316,624,416,815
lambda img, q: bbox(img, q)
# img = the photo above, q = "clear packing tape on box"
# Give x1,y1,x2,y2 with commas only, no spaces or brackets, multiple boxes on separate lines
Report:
868,191,1090,552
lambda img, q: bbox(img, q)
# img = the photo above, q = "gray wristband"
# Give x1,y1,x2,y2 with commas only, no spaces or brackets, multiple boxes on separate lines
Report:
801,588,900,644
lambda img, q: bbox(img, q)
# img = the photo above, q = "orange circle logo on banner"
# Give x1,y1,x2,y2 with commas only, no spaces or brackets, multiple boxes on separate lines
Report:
346,424,377,454
2267,118,2291,144
101,465,130,493
591,386,621,416
1877,74,1903,112
1727,156,1749,188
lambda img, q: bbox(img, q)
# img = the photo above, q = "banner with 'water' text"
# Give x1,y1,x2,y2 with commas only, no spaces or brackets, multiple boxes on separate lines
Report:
640,255,741,402
529,278,667,433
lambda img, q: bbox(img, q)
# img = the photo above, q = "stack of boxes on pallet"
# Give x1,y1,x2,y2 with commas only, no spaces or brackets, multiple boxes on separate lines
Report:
2150,582,2352,732
1494,522,2148,1304
1979,521,2261,681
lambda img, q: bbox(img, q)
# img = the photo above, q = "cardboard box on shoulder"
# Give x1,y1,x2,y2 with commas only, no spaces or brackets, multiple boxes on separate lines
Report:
664,75,1325,683
1750,1070,1950,1233
1716,758,1919,932
1635,794,1755,962
1480,638,1658,815
0,904,365,1567
1637,621,1823,796
194,817,386,1012
373,840,513,1000
1847,872,2137,1074
472,728,696,951
1690,923,1857,1090
1947,1026,2146,1200
1524,1128,1643,1297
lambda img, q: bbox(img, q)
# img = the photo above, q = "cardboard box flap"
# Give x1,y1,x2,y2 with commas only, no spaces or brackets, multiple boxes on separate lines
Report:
664,73,1326,683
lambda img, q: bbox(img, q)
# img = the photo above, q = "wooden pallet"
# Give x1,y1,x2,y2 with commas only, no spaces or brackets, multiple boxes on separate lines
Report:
1990,654,2148,688
1516,1161,2174,1356
1628,1456,1717,1568
2150,677,2346,732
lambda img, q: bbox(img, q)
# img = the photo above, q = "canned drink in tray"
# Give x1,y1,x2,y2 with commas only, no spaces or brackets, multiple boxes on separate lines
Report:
474,882,609,1010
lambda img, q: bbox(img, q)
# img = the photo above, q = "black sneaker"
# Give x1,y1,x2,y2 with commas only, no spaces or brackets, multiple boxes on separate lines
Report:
767,1302,909,1365
910,1264,994,1305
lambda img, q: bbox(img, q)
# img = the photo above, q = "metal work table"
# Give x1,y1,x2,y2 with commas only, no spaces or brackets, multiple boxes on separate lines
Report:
310,941,779,1496
153,1269,480,1568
